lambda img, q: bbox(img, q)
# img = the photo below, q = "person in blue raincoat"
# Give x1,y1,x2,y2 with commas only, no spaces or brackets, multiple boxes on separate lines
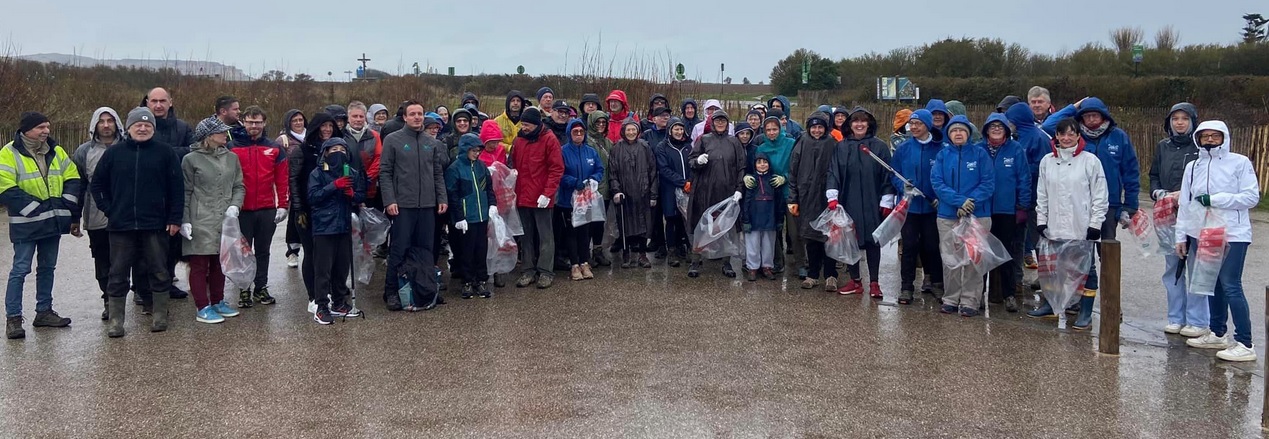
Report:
1042,97,1141,239
931,116,994,317
765,96,803,139
980,113,1031,313
1006,101,1050,272
925,99,952,135
555,119,605,281
890,109,946,304
654,117,694,267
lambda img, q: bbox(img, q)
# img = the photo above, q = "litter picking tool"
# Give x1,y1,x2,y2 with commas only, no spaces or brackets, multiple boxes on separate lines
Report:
861,147,925,199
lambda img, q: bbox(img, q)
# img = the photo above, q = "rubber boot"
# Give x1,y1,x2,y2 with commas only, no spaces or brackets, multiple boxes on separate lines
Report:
1072,295,1096,330
101,298,109,321
150,290,169,332
107,296,126,338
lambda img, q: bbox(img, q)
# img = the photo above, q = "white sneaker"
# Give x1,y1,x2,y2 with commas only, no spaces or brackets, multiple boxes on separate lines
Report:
1163,323,1182,334
287,254,300,268
1179,325,1210,338
1216,342,1257,362
307,300,317,314
1186,332,1234,349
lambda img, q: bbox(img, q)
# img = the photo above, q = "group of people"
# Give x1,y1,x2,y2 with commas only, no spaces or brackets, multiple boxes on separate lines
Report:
0,85,1259,363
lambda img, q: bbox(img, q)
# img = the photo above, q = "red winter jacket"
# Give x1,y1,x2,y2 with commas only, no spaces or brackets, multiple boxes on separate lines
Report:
510,129,564,209
605,90,639,143
230,135,290,211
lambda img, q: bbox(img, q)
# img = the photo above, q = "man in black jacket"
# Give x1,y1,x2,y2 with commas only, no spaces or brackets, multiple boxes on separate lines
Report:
138,87,193,301
90,107,184,338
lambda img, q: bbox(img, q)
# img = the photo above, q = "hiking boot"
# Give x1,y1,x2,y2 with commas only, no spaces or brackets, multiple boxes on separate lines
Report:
169,287,189,299
107,296,126,338
801,278,819,289
746,269,758,281
1004,296,1019,313
898,289,914,305
212,301,239,317
1023,254,1038,270
620,250,636,269
536,273,555,289
238,290,254,308
478,281,492,299
869,282,882,298
654,246,667,260
580,263,594,279
6,316,24,339
32,310,71,327
516,271,537,288
253,287,276,305
722,262,736,278
824,276,838,292
196,306,225,324
687,261,701,278
837,279,863,295
313,306,334,325
761,267,776,280
461,283,475,299
638,253,651,268
570,265,584,281
592,247,612,267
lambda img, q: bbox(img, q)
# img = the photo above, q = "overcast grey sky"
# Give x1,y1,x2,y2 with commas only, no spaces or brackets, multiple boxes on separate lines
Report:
3,0,1265,82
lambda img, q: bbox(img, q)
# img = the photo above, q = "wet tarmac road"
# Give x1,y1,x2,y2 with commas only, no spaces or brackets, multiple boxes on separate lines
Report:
1,209,1267,437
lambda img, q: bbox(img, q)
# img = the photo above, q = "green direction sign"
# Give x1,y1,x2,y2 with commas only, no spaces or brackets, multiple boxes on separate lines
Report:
675,63,685,81
448,66,455,76
801,59,809,85
516,65,525,74
1132,44,1144,63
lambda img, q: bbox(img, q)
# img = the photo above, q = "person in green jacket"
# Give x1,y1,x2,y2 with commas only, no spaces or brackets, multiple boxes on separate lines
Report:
445,133,497,299
180,118,245,324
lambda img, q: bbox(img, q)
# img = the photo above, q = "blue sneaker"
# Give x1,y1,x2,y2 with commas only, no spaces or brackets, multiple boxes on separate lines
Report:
959,307,981,318
212,301,240,317
196,306,225,324
939,304,958,314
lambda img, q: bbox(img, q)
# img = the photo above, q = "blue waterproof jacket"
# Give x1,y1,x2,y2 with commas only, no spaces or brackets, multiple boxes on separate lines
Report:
980,113,1032,214
931,116,995,219
445,133,497,224
767,95,803,139
654,118,693,217
307,139,366,235
890,109,946,214
1042,98,1141,216
555,119,605,209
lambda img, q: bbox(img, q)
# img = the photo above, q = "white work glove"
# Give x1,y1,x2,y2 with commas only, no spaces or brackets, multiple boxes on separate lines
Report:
587,179,599,191
274,208,288,224
903,182,920,198
510,169,519,178
536,195,550,208
880,194,896,209
696,154,709,165
825,189,839,203
650,199,657,207
488,206,498,217
613,193,625,204
180,223,193,240
1151,189,1167,201
225,206,239,218
455,220,468,233
731,191,742,202
743,175,757,189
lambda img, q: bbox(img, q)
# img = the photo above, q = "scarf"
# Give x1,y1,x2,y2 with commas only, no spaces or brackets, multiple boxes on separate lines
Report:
1080,121,1110,139
348,125,367,142
290,129,306,140
21,134,50,177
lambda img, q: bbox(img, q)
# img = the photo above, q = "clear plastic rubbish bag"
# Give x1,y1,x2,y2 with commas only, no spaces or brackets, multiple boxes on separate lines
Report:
360,207,391,247
811,205,862,264
486,211,519,275
675,188,690,217
1122,210,1163,258
1187,207,1228,297
692,197,742,259
1036,238,1094,329
219,216,257,291
350,212,374,285
489,162,523,236
940,217,1010,274
872,194,911,246
571,182,606,227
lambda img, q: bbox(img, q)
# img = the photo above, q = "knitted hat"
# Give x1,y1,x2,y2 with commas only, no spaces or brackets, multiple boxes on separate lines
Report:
192,117,231,143
126,107,156,130
18,112,49,134
520,107,543,126
536,87,554,101
479,120,503,144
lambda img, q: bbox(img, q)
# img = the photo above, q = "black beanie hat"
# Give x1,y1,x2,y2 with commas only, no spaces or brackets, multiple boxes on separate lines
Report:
520,107,543,125
19,112,50,134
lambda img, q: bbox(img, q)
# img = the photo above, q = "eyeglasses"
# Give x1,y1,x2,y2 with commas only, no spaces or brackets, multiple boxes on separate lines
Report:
1198,133,1223,140
243,120,265,126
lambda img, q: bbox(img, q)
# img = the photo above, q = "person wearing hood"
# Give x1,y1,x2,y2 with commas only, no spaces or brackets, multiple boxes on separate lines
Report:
381,102,450,309
890,108,912,150
751,114,795,273
424,113,444,139
289,112,338,310
931,115,995,317
980,113,1031,313
1150,103,1208,337
460,92,481,113
891,109,946,304
579,93,602,117
789,113,840,290
92,107,184,338
687,110,746,278
510,107,565,289
945,100,981,143
435,105,451,136
277,109,307,268
445,133,498,298
1006,101,1049,273
536,87,555,114
743,109,764,143
830,107,849,142
74,108,123,321
826,107,895,297
442,107,477,161
680,99,701,133
545,100,573,146
229,106,290,308
478,119,508,166
306,138,366,324
640,107,672,152
742,152,787,281
141,88,194,301
609,119,659,268
641,93,671,132
924,99,951,134
654,117,694,267
750,103,767,119
369,103,390,132
2,112,81,338
690,99,732,142
735,122,756,154
495,91,527,148
380,101,410,138
555,120,605,280
640,106,673,259
1029,117,1109,330
1042,97,1141,237
344,102,382,207
1177,120,1260,362
179,117,245,324
604,90,639,143
766,96,803,139
585,111,615,267
324,104,349,132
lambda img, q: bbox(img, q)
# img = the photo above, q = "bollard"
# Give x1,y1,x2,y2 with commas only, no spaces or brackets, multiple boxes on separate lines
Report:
1097,240,1121,355
1263,286,1268,430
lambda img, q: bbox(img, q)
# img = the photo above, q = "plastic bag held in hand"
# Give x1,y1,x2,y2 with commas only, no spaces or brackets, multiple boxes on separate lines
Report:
1188,208,1228,296
1036,238,1095,329
488,162,523,236
219,216,257,291
943,217,1010,274
872,194,911,246
1123,209,1164,257
572,185,606,226
811,205,862,264
350,212,374,285
675,188,690,217
1153,195,1179,251
360,207,391,247
486,211,519,275
692,197,742,259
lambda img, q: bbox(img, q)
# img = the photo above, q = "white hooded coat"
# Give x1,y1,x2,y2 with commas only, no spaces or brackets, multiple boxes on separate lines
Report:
73,107,123,231
690,99,734,142
1036,138,1109,241
1176,121,1260,243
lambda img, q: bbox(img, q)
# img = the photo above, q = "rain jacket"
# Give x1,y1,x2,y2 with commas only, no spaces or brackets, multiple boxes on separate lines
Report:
890,109,946,214
152,107,194,150
1036,136,1109,241
275,109,306,153
181,143,245,255
690,99,733,142
605,90,639,143
640,122,669,151
231,129,290,211
925,99,951,135
1149,103,1200,199
1,133,82,242
307,139,366,235
445,134,497,224
654,117,693,217
789,116,838,243
288,113,334,213
742,152,786,232
1043,98,1141,216
609,120,657,236
826,107,895,247
687,110,746,229
766,95,803,139
1176,121,1260,243
380,123,448,209
931,116,995,220
555,120,605,209
73,107,122,231
1005,102,1050,189
509,121,564,209
980,113,1032,214
368,103,389,132
753,116,795,181
90,134,183,232
680,99,701,133
494,90,526,147
641,93,670,132
585,111,613,199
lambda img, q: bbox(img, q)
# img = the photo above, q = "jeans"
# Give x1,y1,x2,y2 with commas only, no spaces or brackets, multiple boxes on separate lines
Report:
1193,239,1251,347
384,208,436,299
5,236,61,317
107,231,170,300
238,208,277,290
1163,253,1209,327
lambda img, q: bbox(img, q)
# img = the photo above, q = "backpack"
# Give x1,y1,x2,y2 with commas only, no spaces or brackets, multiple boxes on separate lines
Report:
396,247,439,310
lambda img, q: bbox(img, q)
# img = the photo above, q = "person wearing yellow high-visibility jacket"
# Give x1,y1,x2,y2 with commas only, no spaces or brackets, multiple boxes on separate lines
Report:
1,112,82,339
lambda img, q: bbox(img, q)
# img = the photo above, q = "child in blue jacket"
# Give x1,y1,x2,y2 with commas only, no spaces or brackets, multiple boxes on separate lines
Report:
445,133,498,299
742,153,786,281
307,138,365,324
931,116,995,317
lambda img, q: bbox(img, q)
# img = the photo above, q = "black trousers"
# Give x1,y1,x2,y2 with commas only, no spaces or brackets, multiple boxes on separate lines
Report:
989,214,1023,298
239,208,278,290
106,230,170,299
901,212,943,291
298,216,316,300
846,245,883,282
555,208,591,265
285,210,302,256
313,233,351,309
805,240,839,280
648,209,665,251
664,213,688,249
87,229,111,298
453,221,489,282
384,208,436,298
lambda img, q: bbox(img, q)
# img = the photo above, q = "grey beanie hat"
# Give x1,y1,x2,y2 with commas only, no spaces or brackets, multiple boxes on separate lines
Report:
126,107,156,130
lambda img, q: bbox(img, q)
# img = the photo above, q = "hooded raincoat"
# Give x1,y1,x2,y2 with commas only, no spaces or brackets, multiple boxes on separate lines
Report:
687,110,746,229
556,120,605,209
605,90,638,143
766,96,803,139
789,114,839,242
890,109,946,214
181,142,245,255
609,120,658,236
980,113,1032,214
1043,98,1141,218
655,117,693,218
826,107,895,247
586,111,613,200
73,107,123,231
931,116,995,220
1036,135,1109,241
1150,103,1200,200
1176,121,1260,243
494,90,527,147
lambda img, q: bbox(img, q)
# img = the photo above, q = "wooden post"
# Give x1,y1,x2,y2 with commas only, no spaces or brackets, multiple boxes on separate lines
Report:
1097,240,1121,355
1263,286,1269,430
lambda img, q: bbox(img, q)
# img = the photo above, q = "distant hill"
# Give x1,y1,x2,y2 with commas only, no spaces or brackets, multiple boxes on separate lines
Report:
17,53,251,81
